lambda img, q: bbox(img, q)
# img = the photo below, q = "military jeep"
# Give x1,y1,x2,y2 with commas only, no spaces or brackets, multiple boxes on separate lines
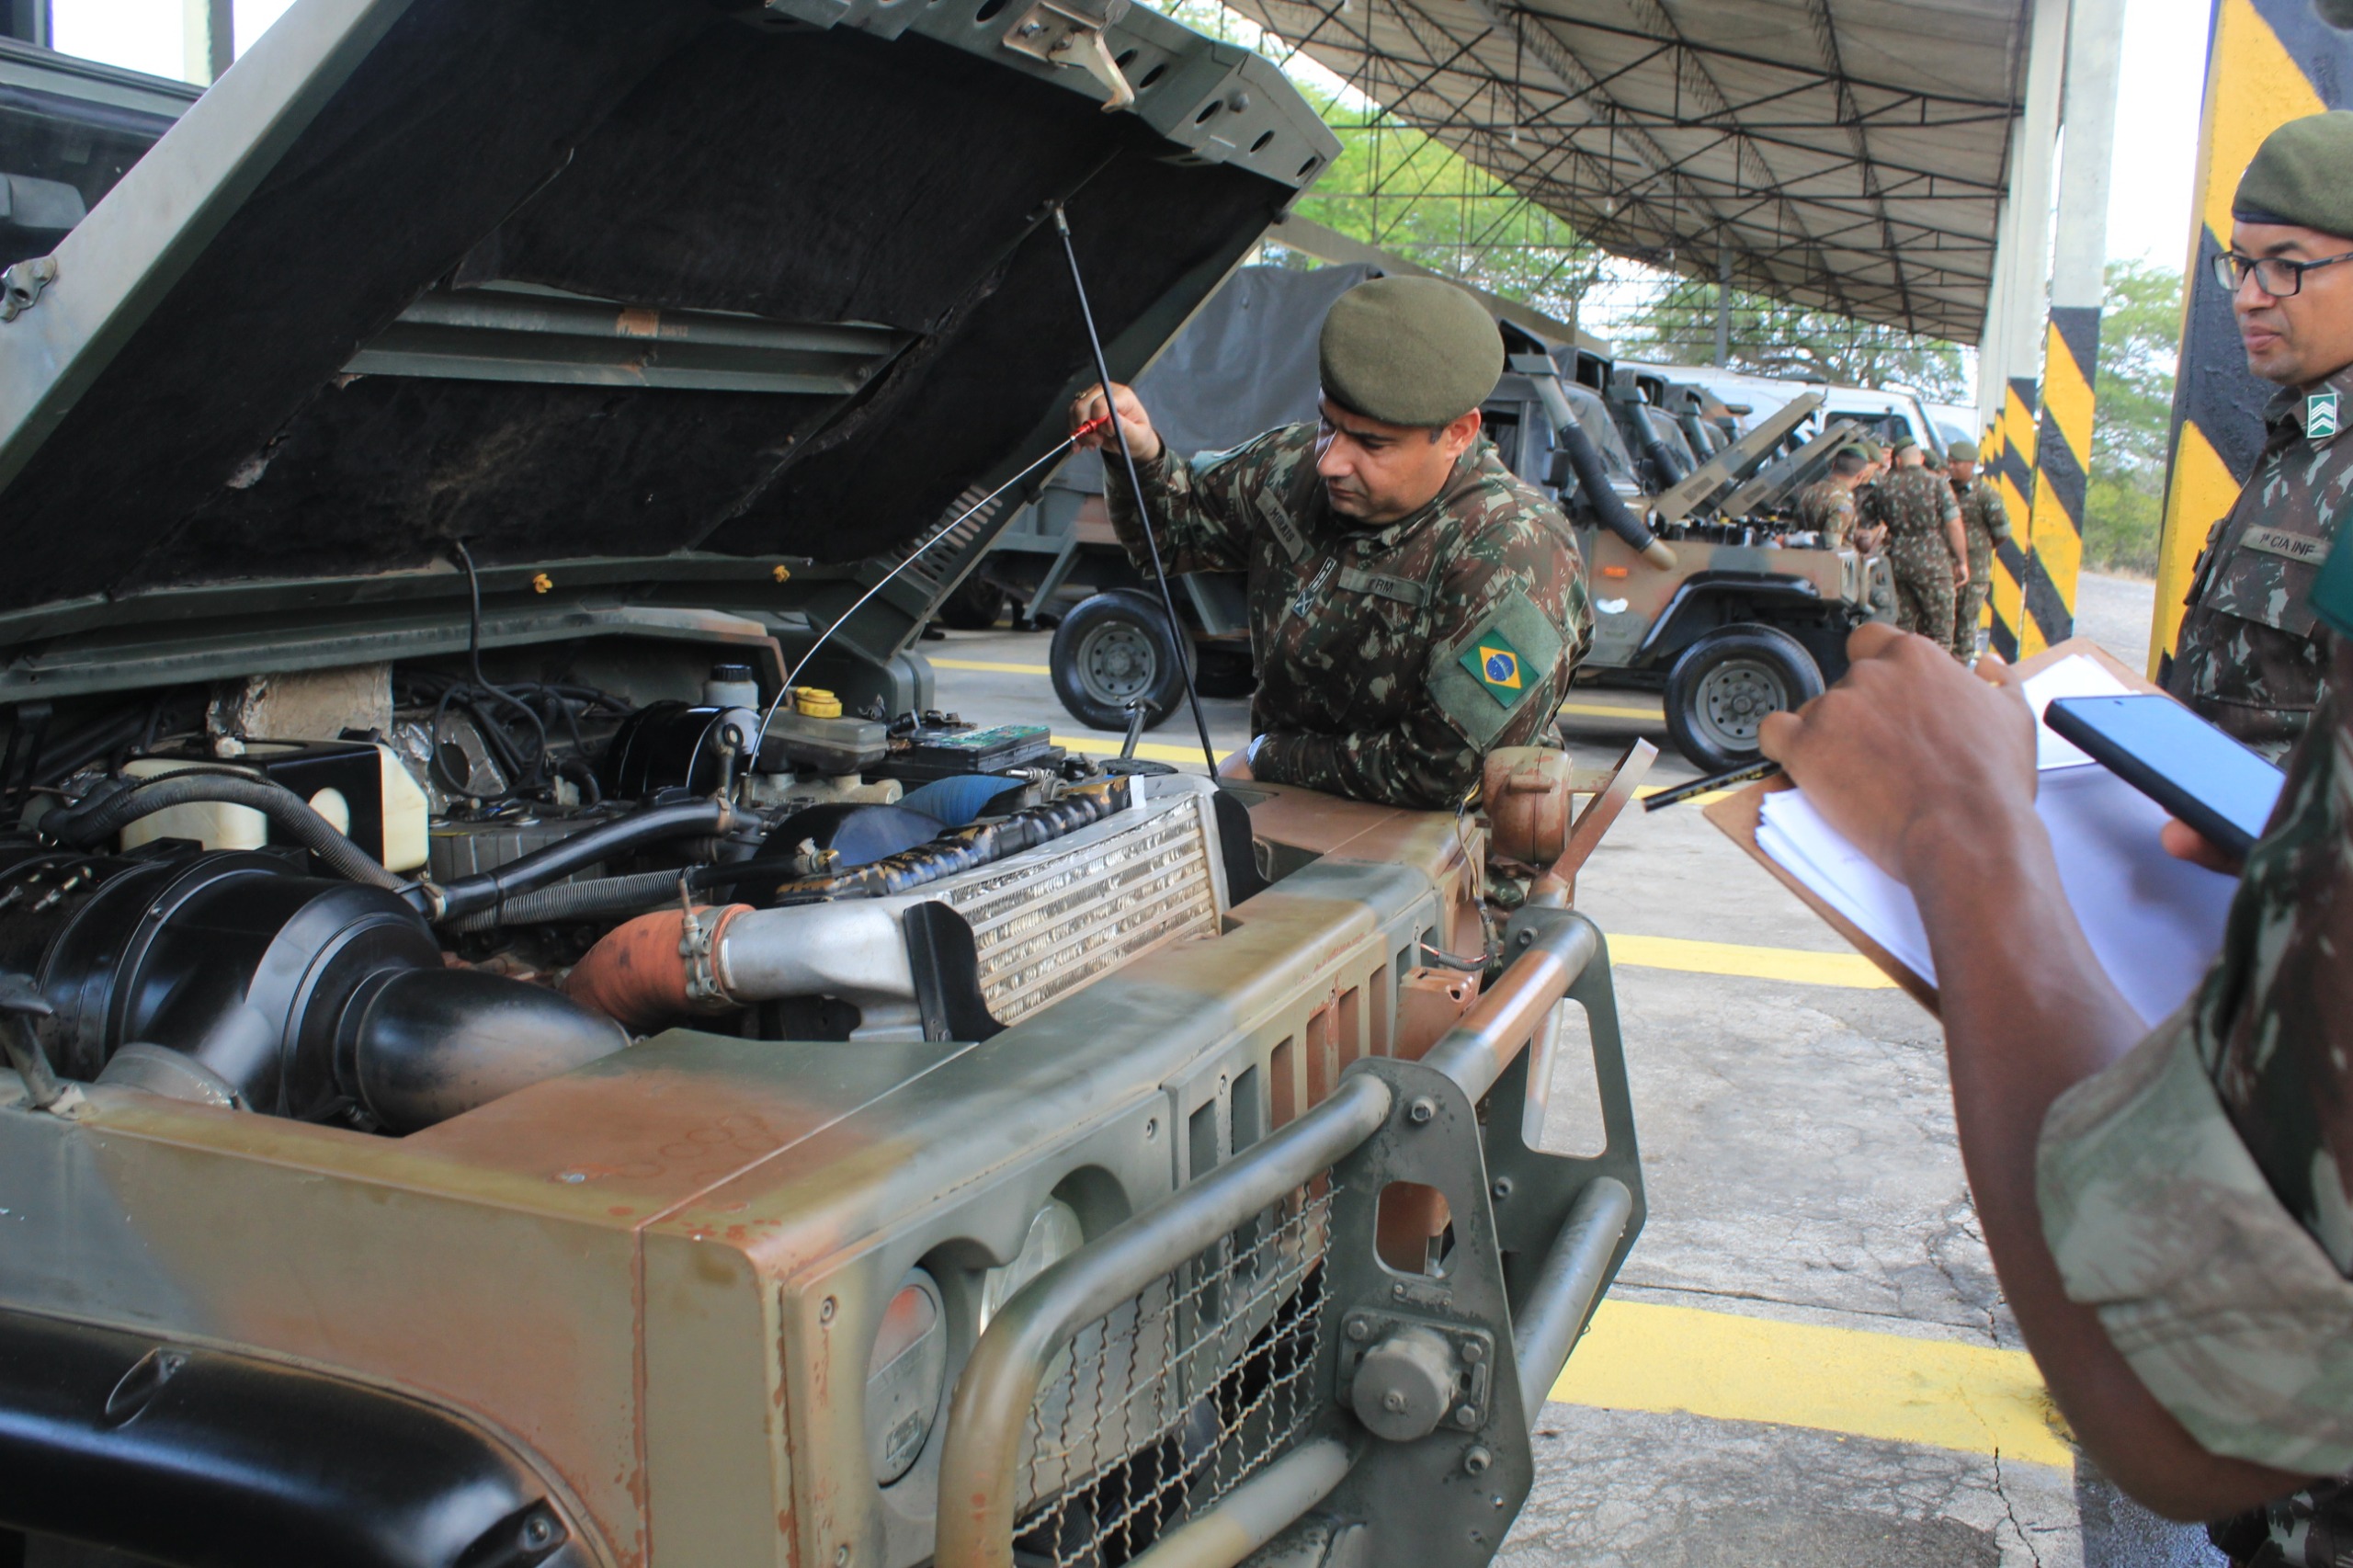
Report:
1474,354,1886,771
0,7,1644,1568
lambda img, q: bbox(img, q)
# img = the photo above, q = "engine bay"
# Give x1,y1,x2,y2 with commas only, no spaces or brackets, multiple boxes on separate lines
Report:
0,624,1239,1136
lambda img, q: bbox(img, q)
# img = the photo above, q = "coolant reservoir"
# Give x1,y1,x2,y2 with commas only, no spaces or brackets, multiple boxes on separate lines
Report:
118,757,267,853
117,744,428,872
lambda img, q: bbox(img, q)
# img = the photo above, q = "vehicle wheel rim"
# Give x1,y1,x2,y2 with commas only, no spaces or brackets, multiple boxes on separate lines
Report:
1691,657,1789,752
1074,621,1156,706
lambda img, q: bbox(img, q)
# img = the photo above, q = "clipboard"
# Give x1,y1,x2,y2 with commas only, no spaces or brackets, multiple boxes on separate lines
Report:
1699,637,2168,1013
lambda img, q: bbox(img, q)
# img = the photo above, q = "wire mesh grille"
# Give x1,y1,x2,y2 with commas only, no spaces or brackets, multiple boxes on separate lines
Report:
1013,1182,1337,1568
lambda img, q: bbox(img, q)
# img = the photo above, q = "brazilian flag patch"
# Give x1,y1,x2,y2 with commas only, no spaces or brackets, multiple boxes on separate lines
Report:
1459,630,1530,709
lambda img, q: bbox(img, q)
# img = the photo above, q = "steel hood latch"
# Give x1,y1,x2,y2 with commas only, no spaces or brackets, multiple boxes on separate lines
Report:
1003,0,1135,111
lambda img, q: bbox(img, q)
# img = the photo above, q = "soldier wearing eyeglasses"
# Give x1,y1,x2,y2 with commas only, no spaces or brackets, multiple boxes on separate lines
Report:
2164,111,2353,759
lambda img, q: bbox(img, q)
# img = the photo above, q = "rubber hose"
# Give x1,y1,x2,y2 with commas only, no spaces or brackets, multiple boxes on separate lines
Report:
1632,416,1687,491
434,799,737,921
41,772,403,891
1555,419,1664,558
440,868,688,933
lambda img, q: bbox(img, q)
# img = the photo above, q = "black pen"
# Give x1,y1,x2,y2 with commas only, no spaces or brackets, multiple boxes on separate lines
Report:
1642,757,1784,812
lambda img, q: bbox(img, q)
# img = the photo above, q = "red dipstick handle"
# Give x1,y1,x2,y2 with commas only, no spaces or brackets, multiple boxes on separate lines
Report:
1072,412,1112,441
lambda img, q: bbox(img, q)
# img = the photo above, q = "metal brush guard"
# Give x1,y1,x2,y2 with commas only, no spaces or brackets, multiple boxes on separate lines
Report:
936,908,1643,1568
1014,1183,1339,1567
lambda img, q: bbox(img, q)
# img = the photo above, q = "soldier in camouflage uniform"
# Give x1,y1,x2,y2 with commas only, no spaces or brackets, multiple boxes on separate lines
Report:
2161,110,2353,761
1947,448,2008,663
1793,445,1868,546
1758,567,2353,1528
2043,572,2353,1556
1075,276,1591,810
1861,436,1967,653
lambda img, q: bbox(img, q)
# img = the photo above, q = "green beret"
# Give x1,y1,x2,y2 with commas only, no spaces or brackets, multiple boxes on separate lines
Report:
1318,276,1504,426
1890,433,1919,455
2234,111,2353,239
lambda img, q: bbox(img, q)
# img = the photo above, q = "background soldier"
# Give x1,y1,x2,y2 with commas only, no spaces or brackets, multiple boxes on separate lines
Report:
1948,448,2007,663
1863,435,1968,653
1072,275,1592,810
1794,445,1869,544
2161,110,2353,759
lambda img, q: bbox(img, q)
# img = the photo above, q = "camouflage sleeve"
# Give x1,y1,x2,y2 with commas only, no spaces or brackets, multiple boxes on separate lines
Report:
1103,424,1313,577
1253,512,1592,809
1981,487,2011,540
2038,636,2353,1475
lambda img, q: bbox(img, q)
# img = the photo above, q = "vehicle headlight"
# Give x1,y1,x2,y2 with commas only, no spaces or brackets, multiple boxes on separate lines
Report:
979,1198,1085,1332
867,1268,948,1487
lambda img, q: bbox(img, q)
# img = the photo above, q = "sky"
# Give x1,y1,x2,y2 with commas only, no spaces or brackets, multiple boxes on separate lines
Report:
46,0,2213,270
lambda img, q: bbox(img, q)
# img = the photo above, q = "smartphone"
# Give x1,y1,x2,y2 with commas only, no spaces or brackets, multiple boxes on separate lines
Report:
2044,695,2286,860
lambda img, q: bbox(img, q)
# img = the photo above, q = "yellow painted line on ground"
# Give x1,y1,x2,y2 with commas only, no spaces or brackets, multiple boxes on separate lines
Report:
1049,733,1231,767
1608,932,1893,989
1552,1300,2072,1467
1559,701,1665,722
1631,785,1730,807
930,656,1053,676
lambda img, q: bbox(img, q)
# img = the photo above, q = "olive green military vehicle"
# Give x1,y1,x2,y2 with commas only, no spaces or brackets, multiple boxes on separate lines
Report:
1473,354,1887,771
0,7,1645,1568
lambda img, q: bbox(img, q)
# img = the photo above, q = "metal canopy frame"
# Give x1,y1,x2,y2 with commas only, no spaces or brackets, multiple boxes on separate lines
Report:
1216,0,2030,344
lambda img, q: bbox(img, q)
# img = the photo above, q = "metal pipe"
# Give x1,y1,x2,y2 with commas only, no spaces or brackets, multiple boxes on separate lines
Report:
1417,913,1599,1104
1116,1436,1358,1568
1511,1176,1634,1423
935,1073,1394,1568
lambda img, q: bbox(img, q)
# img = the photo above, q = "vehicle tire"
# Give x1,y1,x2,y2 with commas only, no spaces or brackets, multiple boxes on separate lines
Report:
1051,591,1188,731
938,577,1009,631
1663,622,1824,772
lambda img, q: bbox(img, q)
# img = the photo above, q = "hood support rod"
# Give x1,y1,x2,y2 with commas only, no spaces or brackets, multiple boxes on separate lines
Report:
1051,202,1220,777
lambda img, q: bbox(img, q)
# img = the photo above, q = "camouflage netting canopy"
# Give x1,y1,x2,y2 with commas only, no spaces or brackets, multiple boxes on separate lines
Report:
1222,0,2029,343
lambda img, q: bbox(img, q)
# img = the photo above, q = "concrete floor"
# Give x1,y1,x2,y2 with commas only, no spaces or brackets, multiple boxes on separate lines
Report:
926,570,2212,1567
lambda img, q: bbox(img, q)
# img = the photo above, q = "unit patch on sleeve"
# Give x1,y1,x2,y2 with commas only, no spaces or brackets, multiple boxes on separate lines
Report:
1458,631,1530,709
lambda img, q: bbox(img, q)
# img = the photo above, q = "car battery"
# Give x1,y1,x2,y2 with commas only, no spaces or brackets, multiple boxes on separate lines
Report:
881,723,1061,783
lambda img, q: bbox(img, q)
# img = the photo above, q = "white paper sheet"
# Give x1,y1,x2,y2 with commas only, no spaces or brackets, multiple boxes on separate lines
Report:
2018,653,2132,768
1754,653,2239,1025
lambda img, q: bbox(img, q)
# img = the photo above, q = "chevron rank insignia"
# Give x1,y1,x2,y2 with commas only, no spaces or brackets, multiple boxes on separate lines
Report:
1459,631,1529,708
2309,390,2339,440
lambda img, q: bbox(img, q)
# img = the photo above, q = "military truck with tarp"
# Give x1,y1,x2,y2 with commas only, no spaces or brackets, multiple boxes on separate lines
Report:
0,6,1650,1568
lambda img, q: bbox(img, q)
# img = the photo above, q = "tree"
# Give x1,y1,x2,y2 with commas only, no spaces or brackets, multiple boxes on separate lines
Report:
2081,260,2182,575
1614,277,1972,399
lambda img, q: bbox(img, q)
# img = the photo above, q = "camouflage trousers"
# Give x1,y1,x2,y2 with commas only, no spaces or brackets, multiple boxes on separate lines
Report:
1888,532,1958,653
1950,544,1995,661
2209,1479,2353,1566
1951,579,1987,662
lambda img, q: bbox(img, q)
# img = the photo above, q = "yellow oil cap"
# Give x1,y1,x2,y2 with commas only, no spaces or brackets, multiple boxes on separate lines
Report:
794,687,843,719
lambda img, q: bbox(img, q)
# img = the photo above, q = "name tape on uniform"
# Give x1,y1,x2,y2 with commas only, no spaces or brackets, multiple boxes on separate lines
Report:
2243,527,2329,564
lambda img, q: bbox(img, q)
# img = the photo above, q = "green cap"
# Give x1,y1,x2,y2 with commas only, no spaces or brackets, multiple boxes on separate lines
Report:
2234,110,2353,239
1890,433,1920,455
1317,276,1505,427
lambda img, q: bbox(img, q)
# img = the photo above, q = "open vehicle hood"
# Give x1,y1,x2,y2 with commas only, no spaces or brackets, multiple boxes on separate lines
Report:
0,0,1332,689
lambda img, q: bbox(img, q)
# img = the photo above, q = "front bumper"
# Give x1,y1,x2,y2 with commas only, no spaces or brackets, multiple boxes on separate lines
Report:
935,906,1644,1568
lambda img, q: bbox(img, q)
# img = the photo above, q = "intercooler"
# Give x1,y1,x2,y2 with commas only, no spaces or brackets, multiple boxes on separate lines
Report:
685,777,1230,1041
930,778,1227,1026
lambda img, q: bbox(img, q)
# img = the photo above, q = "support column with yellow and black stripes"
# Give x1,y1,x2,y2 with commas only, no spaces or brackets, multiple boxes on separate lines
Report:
2153,0,2353,676
1987,376,2038,661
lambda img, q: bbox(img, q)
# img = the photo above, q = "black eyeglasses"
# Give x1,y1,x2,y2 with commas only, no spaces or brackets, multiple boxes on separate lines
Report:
2212,249,2353,297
